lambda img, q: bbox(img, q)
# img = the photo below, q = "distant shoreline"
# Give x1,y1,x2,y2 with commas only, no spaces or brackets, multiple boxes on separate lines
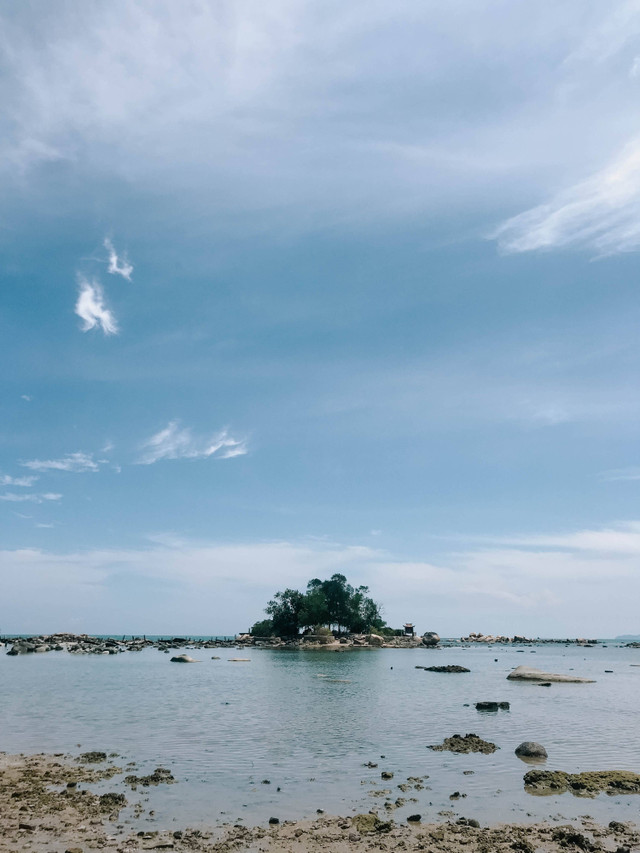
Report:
1,631,628,658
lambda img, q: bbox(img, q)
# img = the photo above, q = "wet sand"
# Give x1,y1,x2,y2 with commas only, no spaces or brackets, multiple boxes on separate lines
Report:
1,751,638,853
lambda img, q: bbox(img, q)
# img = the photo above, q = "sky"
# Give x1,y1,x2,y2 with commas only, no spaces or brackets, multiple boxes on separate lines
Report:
3,0,640,637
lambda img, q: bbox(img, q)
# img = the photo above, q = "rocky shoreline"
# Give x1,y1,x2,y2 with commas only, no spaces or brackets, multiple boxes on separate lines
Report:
1,631,617,656
1,751,639,853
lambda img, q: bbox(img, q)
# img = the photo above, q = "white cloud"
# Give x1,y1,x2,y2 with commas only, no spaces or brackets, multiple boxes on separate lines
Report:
0,474,38,487
4,1,638,238
0,492,62,503
104,237,133,281
21,394,32,401
75,276,118,335
493,138,640,255
22,451,100,473
2,521,640,635
137,420,248,465
36,523,55,529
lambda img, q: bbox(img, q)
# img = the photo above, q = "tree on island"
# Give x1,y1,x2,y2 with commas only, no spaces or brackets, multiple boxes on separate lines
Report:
251,573,387,637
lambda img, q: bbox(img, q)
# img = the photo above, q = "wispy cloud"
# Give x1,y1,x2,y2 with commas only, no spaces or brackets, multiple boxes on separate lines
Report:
75,276,118,335
0,474,38,487
21,394,32,402
493,139,640,255
104,237,133,281
0,493,62,503
137,420,248,465
600,467,640,482
22,452,100,473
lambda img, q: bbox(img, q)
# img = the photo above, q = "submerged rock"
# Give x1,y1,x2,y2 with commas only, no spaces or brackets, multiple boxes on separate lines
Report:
429,733,498,754
124,767,175,787
170,654,198,663
476,701,510,711
524,769,640,796
507,665,594,683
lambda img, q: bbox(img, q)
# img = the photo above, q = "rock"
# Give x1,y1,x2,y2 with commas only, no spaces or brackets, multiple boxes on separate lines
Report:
551,827,594,851
523,769,640,796
515,742,548,759
407,814,421,822
422,632,440,646
424,665,470,673
429,733,498,754
77,751,107,763
170,654,198,663
228,658,251,662
65,848,84,853
476,701,510,711
99,792,127,812
268,817,279,825
381,771,394,779
507,665,594,683
367,634,384,646
351,814,393,834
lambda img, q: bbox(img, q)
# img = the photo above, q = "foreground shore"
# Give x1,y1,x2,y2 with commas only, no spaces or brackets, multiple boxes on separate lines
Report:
1,751,638,853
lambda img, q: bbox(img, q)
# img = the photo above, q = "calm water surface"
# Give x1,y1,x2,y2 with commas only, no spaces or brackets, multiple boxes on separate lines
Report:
2,643,640,828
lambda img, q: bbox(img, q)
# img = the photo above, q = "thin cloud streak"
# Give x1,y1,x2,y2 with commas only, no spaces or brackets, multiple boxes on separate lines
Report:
137,421,248,465
0,474,38,487
75,277,118,335
22,452,100,473
493,139,640,255
104,237,133,281
0,492,62,503
600,467,640,481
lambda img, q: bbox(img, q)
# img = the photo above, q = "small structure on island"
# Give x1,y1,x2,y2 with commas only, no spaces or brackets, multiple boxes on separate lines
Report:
403,623,415,636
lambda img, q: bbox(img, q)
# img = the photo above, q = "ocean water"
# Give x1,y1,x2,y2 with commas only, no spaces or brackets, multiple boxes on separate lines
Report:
2,642,640,829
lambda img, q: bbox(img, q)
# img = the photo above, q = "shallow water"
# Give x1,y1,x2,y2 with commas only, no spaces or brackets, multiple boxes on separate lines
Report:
2,642,640,828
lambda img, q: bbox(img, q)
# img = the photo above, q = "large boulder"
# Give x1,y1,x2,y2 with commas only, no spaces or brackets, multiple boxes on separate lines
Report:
170,654,199,663
507,665,594,683
515,741,548,759
422,632,440,646
367,634,384,646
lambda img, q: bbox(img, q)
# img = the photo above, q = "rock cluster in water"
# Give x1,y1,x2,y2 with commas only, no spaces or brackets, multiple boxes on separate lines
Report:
428,733,499,754
461,633,600,645
3,633,239,656
523,769,640,796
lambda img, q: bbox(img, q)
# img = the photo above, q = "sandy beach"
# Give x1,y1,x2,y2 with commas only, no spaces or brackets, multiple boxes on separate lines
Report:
1,751,638,853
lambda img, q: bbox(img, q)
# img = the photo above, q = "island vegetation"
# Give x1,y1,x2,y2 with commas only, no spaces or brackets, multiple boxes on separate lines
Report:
250,573,389,638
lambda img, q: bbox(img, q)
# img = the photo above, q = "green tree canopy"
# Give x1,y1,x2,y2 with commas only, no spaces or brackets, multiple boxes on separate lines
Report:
259,573,385,637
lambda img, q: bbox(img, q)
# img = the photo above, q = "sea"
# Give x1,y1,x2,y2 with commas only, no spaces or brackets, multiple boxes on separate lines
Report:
2,640,639,830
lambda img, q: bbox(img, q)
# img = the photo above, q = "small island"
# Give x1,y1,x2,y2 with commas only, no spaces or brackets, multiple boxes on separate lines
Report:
240,572,440,648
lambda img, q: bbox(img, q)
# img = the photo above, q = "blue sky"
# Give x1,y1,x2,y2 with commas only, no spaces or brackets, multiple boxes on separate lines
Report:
3,0,640,636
